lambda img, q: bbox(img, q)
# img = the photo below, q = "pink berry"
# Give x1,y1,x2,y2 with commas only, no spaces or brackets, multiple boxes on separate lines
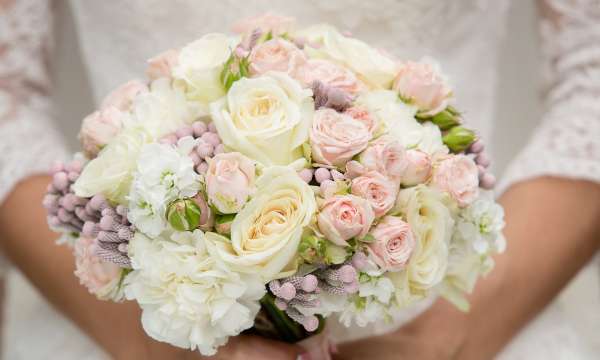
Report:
196,162,209,174
278,282,296,301
192,121,208,137
117,243,128,253
351,252,368,270
476,153,491,168
339,265,357,283
52,172,69,191
196,142,214,159
344,280,359,294
314,167,331,184
89,194,107,211
301,274,318,292
331,169,345,181
208,122,217,133
480,173,496,190
82,222,96,237
302,315,319,332
50,161,65,174
48,216,61,227
213,144,225,155
202,132,221,147
57,208,73,222
67,171,79,182
100,216,114,231
189,152,202,166
66,160,83,173
176,126,194,139
298,168,314,183
469,140,485,154
477,165,486,178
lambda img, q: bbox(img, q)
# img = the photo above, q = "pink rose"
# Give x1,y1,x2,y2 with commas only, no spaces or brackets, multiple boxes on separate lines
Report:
206,152,256,214
358,137,407,179
368,216,415,271
431,154,479,207
344,106,378,135
351,171,398,217
310,108,371,167
249,38,307,76
79,108,124,157
295,59,365,96
393,61,451,116
146,49,179,80
232,12,296,36
74,236,122,298
100,79,148,112
317,195,375,246
402,149,432,186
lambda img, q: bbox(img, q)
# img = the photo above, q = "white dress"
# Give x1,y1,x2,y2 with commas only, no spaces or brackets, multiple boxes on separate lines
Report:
1,0,599,358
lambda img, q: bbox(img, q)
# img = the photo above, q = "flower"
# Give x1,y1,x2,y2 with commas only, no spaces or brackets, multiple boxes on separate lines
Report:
210,72,314,165
456,196,505,254
431,154,479,207
73,127,151,204
343,106,379,135
204,166,316,281
74,236,123,301
393,60,451,116
174,33,238,104
146,49,179,80
232,13,296,36
358,137,407,179
206,152,256,214
351,171,398,217
249,38,306,77
402,149,432,186
310,108,371,167
317,195,375,246
127,138,201,237
368,216,415,272
125,230,265,356
79,108,125,158
295,59,364,95
395,185,454,292
101,80,148,112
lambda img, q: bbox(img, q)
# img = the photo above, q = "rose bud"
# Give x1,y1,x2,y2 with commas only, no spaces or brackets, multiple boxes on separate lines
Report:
215,214,235,235
166,198,202,231
402,149,432,186
442,126,476,153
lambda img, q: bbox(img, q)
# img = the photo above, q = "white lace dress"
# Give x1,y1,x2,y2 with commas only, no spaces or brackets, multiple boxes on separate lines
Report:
1,0,599,358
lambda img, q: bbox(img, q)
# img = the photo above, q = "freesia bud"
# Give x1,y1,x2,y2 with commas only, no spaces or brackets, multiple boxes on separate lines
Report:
166,199,202,231
215,214,235,235
443,126,476,153
429,107,461,130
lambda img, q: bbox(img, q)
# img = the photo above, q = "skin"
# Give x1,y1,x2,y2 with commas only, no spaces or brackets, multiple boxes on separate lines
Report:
334,177,600,359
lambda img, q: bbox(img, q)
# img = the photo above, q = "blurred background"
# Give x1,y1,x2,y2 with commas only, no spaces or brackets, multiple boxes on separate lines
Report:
4,0,598,354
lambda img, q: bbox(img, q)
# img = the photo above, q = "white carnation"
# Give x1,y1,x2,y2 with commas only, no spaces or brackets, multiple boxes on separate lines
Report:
125,230,265,356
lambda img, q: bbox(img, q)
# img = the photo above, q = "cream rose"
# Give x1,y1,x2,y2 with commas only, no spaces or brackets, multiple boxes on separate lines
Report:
317,195,375,246
368,216,415,272
393,60,451,116
210,72,314,165
204,166,316,281
206,152,256,214
351,171,398,217
295,59,364,95
249,38,307,77
358,137,407,179
431,154,479,207
310,108,371,167
79,108,124,158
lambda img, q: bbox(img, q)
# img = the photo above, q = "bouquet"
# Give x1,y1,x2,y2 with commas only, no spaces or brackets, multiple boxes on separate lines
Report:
43,13,505,356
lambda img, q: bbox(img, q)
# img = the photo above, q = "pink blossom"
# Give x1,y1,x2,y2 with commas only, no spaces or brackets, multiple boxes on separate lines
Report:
393,61,451,116
78,108,124,158
368,216,415,271
402,149,432,186
351,171,398,217
146,49,179,80
74,236,122,298
295,59,365,96
431,154,479,207
343,106,378,135
206,152,256,214
192,193,215,231
100,79,148,112
232,12,296,36
358,137,407,179
317,195,375,246
249,38,307,76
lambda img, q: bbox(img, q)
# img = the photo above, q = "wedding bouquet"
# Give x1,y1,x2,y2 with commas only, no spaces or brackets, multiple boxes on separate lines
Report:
43,13,505,356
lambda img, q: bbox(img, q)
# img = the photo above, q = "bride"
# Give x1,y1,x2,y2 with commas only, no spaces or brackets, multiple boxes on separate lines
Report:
1,0,599,359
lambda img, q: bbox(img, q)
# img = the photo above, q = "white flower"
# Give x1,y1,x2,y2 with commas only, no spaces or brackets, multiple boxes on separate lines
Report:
459,195,506,253
204,166,316,281
125,230,265,356
338,297,386,328
358,276,395,304
174,33,238,104
210,72,314,165
73,126,151,204
127,137,201,237
297,24,398,89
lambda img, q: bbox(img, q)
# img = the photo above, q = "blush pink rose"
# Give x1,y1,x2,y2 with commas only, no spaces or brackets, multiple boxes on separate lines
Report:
368,216,415,271
393,61,451,116
295,59,365,96
100,79,148,112
74,236,122,298
317,195,375,246
79,108,124,158
358,137,407,179
249,38,307,76
310,108,371,167
344,106,378,135
431,154,479,207
402,149,432,186
206,152,256,214
351,171,399,217
146,49,179,80
232,12,296,36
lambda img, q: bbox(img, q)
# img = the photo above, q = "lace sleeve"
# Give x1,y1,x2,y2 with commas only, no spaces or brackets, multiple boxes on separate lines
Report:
498,0,600,193
0,0,68,203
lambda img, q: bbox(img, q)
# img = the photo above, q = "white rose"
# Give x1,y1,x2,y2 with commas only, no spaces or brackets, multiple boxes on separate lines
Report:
73,127,151,204
296,24,398,89
210,72,314,165
204,166,316,281
174,33,238,104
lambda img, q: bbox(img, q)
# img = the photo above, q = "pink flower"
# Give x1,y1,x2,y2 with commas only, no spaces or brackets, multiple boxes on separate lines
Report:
310,108,371,167
358,137,407,179
402,149,432,186
206,152,256,214
78,108,124,158
295,59,365,96
249,38,307,76
351,171,398,217
368,216,415,271
393,61,451,116
74,236,122,299
431,154,479,207
146,49,179,80
100,80,148,112
317,195,375,246
232,12,296,36
343,106,378,135
192,193,215,231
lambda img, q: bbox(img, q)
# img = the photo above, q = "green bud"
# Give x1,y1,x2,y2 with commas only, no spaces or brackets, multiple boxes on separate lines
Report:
430,108,461,130
298,235,325,264
324,243,348,265
215,214,235,236
167,199,202,232
443,126,476,153
220,53,250,91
